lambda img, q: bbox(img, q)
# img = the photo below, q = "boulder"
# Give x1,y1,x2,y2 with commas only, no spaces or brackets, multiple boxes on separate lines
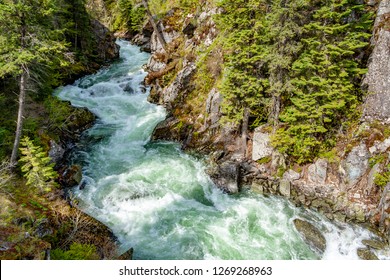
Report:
362,239,388,250
208,161,240,194
279,179,291,198
308,159,328,184
344,143,370,185
90,19,120,62
59,165,82,188
357,248,379,260
252,126,273,161
293,219,327,254
283,169,301,181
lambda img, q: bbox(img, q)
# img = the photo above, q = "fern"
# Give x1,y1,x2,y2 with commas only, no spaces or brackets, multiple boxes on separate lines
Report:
19,136,58,193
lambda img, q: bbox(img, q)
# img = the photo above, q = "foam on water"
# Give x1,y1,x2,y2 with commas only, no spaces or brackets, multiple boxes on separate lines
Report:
56,40,389,260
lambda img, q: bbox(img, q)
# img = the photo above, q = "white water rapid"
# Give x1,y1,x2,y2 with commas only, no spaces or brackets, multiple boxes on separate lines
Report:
56,40,389,260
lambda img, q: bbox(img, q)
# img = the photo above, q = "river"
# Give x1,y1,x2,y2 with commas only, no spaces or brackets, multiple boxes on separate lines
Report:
56,40,387,260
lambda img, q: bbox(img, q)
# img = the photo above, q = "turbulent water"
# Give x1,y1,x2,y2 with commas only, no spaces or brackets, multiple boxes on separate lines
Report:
56,40,388,260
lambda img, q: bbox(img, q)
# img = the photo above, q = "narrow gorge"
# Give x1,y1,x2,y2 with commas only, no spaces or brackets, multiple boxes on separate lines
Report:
57,41,389,260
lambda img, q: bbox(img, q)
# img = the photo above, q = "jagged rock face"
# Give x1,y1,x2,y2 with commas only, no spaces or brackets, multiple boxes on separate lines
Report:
90,19,120,62
162,63,196,105
362,0,390,123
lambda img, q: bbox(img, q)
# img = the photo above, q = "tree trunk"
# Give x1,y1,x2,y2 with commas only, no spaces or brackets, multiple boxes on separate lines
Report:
241,107,250,158
141,0,167,51
10,69,27,167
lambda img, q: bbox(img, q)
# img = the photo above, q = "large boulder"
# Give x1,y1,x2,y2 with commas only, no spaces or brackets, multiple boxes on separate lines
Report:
293,219,327,254
208,161,240,194
344,143,370,185
357,248,379,260
252,126,273,161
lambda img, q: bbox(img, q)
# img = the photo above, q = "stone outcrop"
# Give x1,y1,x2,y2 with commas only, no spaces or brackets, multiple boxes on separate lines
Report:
90,19,120,63
362,0,390,123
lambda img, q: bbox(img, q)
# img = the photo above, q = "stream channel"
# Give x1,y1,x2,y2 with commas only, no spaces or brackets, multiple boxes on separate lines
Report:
56,40,388,260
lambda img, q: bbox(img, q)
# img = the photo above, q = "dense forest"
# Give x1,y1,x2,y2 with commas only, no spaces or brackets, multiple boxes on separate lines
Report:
1,0,389,260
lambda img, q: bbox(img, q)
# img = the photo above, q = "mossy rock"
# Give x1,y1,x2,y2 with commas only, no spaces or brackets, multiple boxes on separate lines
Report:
362,239,387,250
357,248,379,260
293,219,327,255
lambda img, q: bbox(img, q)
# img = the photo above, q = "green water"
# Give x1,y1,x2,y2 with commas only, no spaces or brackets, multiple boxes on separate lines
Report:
56,40,382,260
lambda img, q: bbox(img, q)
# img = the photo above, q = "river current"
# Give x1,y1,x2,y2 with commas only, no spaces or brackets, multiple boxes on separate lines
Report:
56,40,388,260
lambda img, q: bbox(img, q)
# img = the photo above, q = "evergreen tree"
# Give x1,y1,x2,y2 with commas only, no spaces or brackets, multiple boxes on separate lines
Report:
0,0,68,167
273,0,372,162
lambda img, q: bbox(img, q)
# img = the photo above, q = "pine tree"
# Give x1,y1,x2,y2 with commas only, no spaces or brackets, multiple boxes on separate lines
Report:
0,0,68,167
273,0,372,163
19,136,58,193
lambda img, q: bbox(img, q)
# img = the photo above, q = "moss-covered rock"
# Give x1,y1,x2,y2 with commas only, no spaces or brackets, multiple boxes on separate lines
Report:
293,219,327,255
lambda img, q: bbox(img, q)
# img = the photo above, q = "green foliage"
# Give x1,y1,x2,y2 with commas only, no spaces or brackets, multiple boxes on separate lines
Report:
216,0,373,163
51,243,99,260
374,167,390,189
273,0,373,163
19,137,58,193
0,0,69,78
112,0,146,32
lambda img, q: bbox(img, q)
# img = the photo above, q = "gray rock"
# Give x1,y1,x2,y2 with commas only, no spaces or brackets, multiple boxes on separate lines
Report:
362,0,390,123
357,248,379,260
279,179,291,198
205,88,222,127
344,143,370,185
252,126,273,161
369,137,390,154
283,169,301,181
308,159,328,184
362,239,388,250
209,161,240,194
162,63,196,104
90,19,119,61
122,83,135,94
293,219,327,254
251,181,264,194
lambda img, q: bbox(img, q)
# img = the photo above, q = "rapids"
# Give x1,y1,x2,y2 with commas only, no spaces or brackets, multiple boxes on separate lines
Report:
56,40,388,260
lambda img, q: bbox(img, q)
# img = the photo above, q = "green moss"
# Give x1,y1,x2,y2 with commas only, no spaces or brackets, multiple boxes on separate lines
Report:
51,243,99,260
256,157,271,164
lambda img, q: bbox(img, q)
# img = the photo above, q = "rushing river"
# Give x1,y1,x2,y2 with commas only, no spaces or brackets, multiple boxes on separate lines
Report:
56,40,387,260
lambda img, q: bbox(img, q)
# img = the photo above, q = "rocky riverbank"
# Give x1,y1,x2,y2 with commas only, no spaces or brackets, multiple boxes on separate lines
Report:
131,0,390,256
